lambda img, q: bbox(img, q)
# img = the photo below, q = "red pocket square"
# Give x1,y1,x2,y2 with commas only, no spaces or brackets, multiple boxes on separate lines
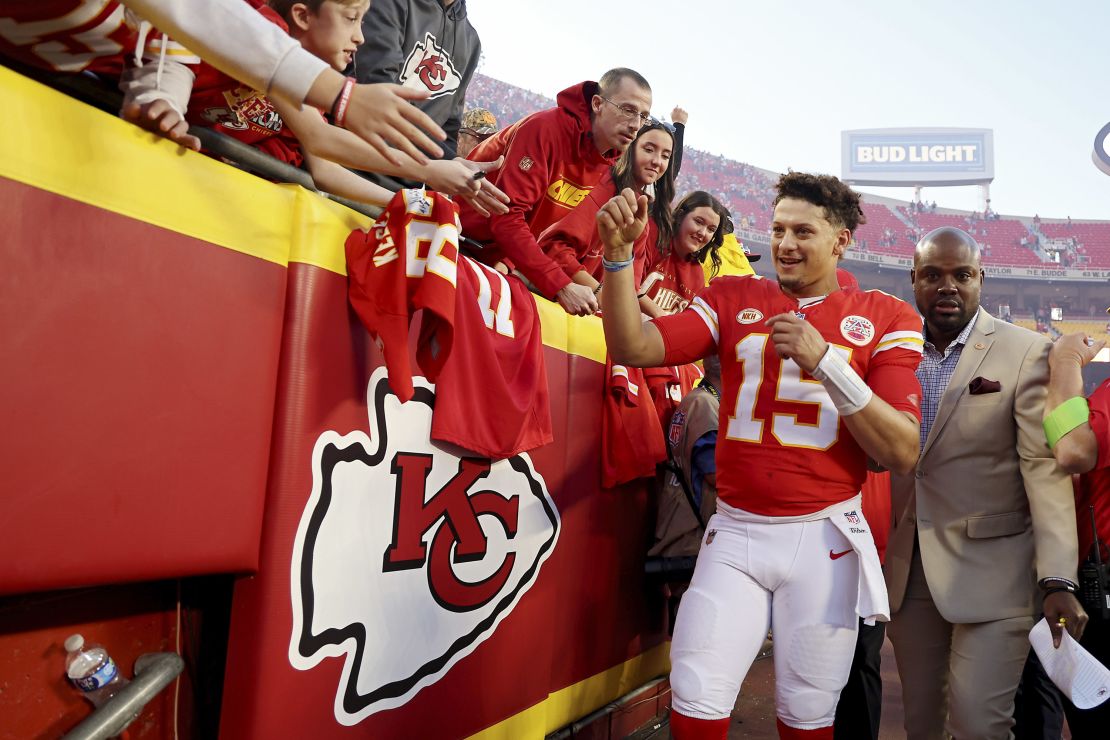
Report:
969,377,1002,394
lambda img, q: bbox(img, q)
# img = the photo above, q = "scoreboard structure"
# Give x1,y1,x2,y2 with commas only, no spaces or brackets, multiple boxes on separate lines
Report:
842,127,994,187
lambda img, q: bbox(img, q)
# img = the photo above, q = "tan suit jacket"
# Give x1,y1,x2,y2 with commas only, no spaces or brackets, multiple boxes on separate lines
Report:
885,309,1077,623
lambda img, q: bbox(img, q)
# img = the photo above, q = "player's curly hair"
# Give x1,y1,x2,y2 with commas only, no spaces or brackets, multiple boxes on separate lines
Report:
772,172,866,235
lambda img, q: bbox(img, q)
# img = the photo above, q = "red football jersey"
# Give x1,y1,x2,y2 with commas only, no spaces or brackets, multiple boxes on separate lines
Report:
346,189,551,459
346,189,460,403
431,257,553,459
602,360,666,488
653,276,924,516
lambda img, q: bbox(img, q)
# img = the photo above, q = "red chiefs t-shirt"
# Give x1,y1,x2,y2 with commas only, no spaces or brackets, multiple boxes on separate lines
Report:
184,6,304,166
653,276,924,516
1076,379,1110,563
640,250,707,316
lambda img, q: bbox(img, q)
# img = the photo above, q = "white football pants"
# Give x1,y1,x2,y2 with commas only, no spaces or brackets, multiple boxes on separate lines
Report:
669,510,861,730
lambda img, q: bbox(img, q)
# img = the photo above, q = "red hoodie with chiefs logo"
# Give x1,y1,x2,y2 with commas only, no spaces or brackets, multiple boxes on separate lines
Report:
458,81,619,299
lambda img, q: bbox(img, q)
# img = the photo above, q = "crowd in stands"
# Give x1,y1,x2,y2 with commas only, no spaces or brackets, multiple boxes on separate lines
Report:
466,75,1110,271
5,5,1110,740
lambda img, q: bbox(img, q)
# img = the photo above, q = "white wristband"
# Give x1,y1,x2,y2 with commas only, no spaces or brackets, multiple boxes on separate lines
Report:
810,346,873,416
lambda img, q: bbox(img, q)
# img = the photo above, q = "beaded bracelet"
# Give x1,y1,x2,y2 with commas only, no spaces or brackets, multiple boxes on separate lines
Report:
601,256,634,272
331,76,356,129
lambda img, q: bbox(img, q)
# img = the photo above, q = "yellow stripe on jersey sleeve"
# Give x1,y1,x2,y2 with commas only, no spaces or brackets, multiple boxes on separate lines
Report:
691,297,720,344
872,331,925,355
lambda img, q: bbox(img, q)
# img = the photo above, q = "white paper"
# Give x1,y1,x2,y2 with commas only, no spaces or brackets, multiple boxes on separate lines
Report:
1029,617,1110,709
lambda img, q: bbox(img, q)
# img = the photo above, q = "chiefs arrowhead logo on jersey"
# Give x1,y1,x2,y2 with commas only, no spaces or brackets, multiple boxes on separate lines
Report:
840,315,876,346
289,368,560,725
398,32,462,99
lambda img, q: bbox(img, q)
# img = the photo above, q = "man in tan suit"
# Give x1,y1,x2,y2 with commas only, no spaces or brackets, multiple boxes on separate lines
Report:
885,227,1086,739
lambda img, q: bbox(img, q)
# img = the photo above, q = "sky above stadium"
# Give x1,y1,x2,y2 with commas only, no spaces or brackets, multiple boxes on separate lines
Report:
467,0,1110,220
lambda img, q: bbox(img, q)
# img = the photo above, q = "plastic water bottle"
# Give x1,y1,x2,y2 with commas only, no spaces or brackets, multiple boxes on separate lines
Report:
64,634,129,708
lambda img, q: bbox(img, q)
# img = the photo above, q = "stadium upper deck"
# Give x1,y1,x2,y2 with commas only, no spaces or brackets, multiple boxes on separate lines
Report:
468,74,1110,269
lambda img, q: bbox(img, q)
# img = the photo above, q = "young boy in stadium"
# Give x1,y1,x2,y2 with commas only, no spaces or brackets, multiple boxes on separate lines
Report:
597,173,924,739
0,0,447,165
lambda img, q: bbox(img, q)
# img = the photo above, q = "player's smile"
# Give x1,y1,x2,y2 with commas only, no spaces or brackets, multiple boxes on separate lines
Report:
770,197,849,297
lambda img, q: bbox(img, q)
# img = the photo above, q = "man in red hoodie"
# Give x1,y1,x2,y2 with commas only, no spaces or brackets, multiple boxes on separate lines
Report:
459,68,652,316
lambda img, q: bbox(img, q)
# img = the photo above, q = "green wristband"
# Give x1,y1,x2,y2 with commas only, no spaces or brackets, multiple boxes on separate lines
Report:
1044,396,1090,449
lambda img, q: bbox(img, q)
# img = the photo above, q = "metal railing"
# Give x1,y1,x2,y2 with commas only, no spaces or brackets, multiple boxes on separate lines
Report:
63,652,185,740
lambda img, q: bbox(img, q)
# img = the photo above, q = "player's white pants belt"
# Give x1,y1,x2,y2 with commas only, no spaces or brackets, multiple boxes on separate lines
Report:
716,495,890,623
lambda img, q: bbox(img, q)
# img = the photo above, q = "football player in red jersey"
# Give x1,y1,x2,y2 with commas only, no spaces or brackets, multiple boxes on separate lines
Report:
597,172,924,740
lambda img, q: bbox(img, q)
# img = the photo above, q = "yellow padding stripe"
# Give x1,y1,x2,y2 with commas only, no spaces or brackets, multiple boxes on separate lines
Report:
0,66,607,360
0,65,371,271
467,643,669,739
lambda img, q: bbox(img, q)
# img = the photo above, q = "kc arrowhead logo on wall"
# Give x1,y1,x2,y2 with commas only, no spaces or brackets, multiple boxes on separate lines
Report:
399,32,462,99
289,368,560,725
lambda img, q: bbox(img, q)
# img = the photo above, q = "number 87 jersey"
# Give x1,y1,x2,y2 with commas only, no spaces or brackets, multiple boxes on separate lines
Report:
653,275,924,517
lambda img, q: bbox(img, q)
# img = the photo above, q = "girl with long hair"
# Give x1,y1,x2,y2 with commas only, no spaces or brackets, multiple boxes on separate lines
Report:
638,190,731,318
538,118,678,297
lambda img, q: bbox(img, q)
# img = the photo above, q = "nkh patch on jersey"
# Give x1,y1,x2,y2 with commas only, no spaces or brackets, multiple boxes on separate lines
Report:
399,32,462,99
289,369,560,725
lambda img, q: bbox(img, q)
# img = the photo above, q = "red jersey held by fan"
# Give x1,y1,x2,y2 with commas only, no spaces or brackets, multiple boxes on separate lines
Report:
602,360,666,488
346,189,552,459
652,275,924,516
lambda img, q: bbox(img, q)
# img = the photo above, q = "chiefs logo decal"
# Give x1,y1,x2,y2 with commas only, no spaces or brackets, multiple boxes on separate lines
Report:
840,315,875,346
399,32,462,99
289,368,560,725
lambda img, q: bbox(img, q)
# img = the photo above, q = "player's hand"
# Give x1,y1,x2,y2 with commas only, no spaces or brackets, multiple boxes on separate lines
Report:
766,312,829,373
1044,591,1088,648
344,83,445,167
454,157,509,217
121,99,201,151
670,106,688,126
1050,333,1105,370
596,188,649,259
555,283,599,316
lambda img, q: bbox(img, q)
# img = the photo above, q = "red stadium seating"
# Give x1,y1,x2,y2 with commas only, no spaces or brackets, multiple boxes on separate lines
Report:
466,74,1110,268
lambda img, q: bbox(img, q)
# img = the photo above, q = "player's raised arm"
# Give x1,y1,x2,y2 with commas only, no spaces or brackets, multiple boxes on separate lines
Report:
598,189,666,367
767,312,921,475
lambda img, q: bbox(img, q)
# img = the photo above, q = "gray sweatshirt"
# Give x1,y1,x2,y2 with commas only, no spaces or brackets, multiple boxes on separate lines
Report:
354,0,481,165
